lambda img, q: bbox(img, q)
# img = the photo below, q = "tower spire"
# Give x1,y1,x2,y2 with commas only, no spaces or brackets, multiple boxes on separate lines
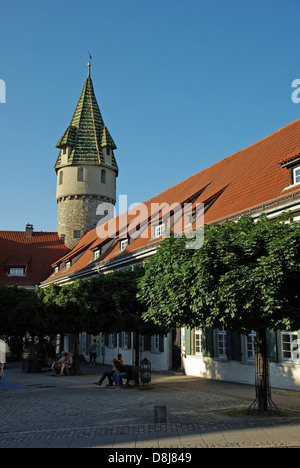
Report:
88,51,92,77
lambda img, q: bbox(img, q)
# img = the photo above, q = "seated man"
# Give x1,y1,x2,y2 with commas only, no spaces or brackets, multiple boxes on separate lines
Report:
112,359,129,388
95,354,124,387
59,353,73,376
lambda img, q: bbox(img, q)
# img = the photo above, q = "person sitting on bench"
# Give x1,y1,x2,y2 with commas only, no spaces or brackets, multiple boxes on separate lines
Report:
112,359,129,388
95,354,124,386
59,353,73,376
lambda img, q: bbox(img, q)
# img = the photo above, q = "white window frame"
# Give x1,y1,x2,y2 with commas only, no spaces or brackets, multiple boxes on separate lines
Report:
108,333,115,348
195,328,202,355
120,239,128,251
245,330,256,361
152,335,160,352
293,166,300,185
122,332,129,349
181,329,186,354
217,328,227,358
8,267,25,277
93,249,101,260
281,331,299,363
154,223,165,238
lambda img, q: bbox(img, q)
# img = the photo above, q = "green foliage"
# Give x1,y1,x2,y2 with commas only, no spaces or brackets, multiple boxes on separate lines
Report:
0,286,41,337
138,214,300,334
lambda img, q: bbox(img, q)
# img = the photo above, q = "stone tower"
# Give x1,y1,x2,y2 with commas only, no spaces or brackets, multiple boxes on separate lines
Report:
55,62,118,248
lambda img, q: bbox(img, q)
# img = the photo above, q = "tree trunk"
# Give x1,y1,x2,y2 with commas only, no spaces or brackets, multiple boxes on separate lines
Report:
257,329,268,412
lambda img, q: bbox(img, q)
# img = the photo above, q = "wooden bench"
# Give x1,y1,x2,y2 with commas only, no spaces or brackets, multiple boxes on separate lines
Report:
125,365,139,387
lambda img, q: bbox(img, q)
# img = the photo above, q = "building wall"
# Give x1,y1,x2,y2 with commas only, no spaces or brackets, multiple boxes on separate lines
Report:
76,332,171,372
182,328,300,391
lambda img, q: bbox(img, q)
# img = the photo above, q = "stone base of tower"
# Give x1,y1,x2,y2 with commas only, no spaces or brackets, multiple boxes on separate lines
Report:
57,195,115,248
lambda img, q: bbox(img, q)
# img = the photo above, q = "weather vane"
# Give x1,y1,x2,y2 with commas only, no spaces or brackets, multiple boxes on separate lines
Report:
88,51,92,76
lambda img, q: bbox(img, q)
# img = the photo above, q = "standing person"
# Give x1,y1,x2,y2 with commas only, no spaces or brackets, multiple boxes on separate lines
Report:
0,340,6,383
89,339,97,367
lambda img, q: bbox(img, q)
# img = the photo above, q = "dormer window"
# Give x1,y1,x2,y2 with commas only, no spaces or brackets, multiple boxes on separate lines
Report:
93,249,101,260
280,154,300,187
120,239,128,251
60,146,70,165
8,267,25,277
154,224,165,238
54,266,59,275
65,261,71,271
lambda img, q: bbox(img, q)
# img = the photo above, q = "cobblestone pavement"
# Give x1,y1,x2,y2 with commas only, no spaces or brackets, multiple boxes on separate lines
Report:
1,362,300,448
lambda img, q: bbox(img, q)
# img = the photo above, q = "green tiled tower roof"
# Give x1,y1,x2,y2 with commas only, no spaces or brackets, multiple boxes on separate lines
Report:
55,64,118,171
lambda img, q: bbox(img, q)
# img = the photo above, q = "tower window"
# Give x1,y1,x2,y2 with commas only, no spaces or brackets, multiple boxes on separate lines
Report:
101,169,106,184
59,170,63,185
77,167,84,182
74,230,81,239
106,147,111,156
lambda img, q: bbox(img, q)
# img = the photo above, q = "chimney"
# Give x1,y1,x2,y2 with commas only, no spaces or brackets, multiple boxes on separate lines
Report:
25,224,34,238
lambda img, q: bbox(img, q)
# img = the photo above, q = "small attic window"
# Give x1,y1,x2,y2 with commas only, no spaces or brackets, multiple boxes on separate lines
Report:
293,167,300,185
93,249,101,260
8,267,26,277
120,239,128,251
154,224,165,238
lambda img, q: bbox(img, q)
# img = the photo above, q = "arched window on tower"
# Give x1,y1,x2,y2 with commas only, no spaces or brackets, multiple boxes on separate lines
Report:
101,169,106,184
77,167,84,182
59,170,63,185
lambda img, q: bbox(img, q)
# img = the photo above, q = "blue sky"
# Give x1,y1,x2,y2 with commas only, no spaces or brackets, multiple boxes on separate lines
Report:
0,0,299,232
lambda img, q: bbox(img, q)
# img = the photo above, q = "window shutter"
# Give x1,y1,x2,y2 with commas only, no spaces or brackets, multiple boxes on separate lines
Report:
185,328,191,356
159,335,164,352
202,327,214,357
267,330,277,363
144,335,152,351
113,333,118,348
226,330,242,361
104,333,109,347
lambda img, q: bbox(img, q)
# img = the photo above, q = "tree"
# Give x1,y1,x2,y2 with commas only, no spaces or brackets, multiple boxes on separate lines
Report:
0,286,41,338
138,214,300,411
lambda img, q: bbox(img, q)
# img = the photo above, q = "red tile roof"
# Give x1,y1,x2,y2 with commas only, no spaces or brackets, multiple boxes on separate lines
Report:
0,230,69,287
42,118,300,285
